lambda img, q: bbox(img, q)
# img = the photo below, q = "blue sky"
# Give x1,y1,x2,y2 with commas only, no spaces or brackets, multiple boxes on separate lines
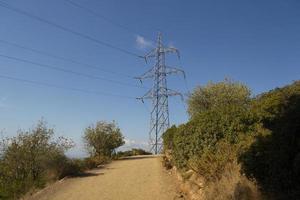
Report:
0,0,299,157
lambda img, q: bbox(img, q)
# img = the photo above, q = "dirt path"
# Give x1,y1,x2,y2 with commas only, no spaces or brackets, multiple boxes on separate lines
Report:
28,155,182,200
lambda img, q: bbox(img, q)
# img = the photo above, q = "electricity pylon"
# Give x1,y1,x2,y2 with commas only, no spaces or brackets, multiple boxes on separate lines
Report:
136,33,185,154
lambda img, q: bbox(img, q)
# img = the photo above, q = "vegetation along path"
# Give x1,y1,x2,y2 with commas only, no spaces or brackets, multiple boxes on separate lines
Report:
28,155,181,200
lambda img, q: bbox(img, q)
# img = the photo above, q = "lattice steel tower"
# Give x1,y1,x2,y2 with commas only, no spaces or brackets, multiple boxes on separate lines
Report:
136,33,185,154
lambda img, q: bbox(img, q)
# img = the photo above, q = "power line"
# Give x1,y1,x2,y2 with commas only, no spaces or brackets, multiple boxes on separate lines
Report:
63,0,154,42
0,39,132,78
64,0,136,36
0,53,146,89
0,74,135,99
0,1,141,58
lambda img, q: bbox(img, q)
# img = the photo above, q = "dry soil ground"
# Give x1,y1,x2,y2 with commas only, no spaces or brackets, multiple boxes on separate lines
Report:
27,155,182,200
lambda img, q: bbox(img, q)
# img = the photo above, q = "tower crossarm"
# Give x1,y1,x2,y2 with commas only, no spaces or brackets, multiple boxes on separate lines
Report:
165,66,186,78
134,66,155,82
162,47,180,59
137,88,183,101
141,49,157,63
135,66,185,83
136,89,153,103
166,88,184,101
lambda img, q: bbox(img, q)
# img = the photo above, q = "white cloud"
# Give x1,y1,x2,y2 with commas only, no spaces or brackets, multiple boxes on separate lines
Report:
135,35,153,50
120,138,149,151
168,42,176,48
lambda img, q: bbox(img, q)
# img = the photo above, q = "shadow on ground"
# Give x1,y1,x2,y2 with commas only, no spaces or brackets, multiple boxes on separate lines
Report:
118,155,158,161
69,172,104,179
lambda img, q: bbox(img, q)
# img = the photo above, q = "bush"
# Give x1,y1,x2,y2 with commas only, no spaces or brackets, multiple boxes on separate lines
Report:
188,140,239,181
115,148,152,158
83,121,125,158
240,81,300,199
83,155,109,169
163,80,255,173
163,80,261,199
163,80,300,199
58,159,86,179
0,120,74,199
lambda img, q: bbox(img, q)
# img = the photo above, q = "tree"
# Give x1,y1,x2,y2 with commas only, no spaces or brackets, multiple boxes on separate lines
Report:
0,120,73,199
83,121,124,158
187,79,251,117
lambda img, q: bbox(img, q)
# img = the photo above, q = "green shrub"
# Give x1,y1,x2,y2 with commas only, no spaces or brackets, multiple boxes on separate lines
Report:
0,120,74,199
83,157,99,169
162,80,261,199
164,80,300,199
163,79,255,174
83,121,125,158
188,140,238,181
58,159,86,179
115,148,152,159
241,81,300,199
187,79,251,117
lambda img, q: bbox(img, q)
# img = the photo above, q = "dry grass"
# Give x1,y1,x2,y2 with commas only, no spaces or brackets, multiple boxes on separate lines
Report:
203,162,262,200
